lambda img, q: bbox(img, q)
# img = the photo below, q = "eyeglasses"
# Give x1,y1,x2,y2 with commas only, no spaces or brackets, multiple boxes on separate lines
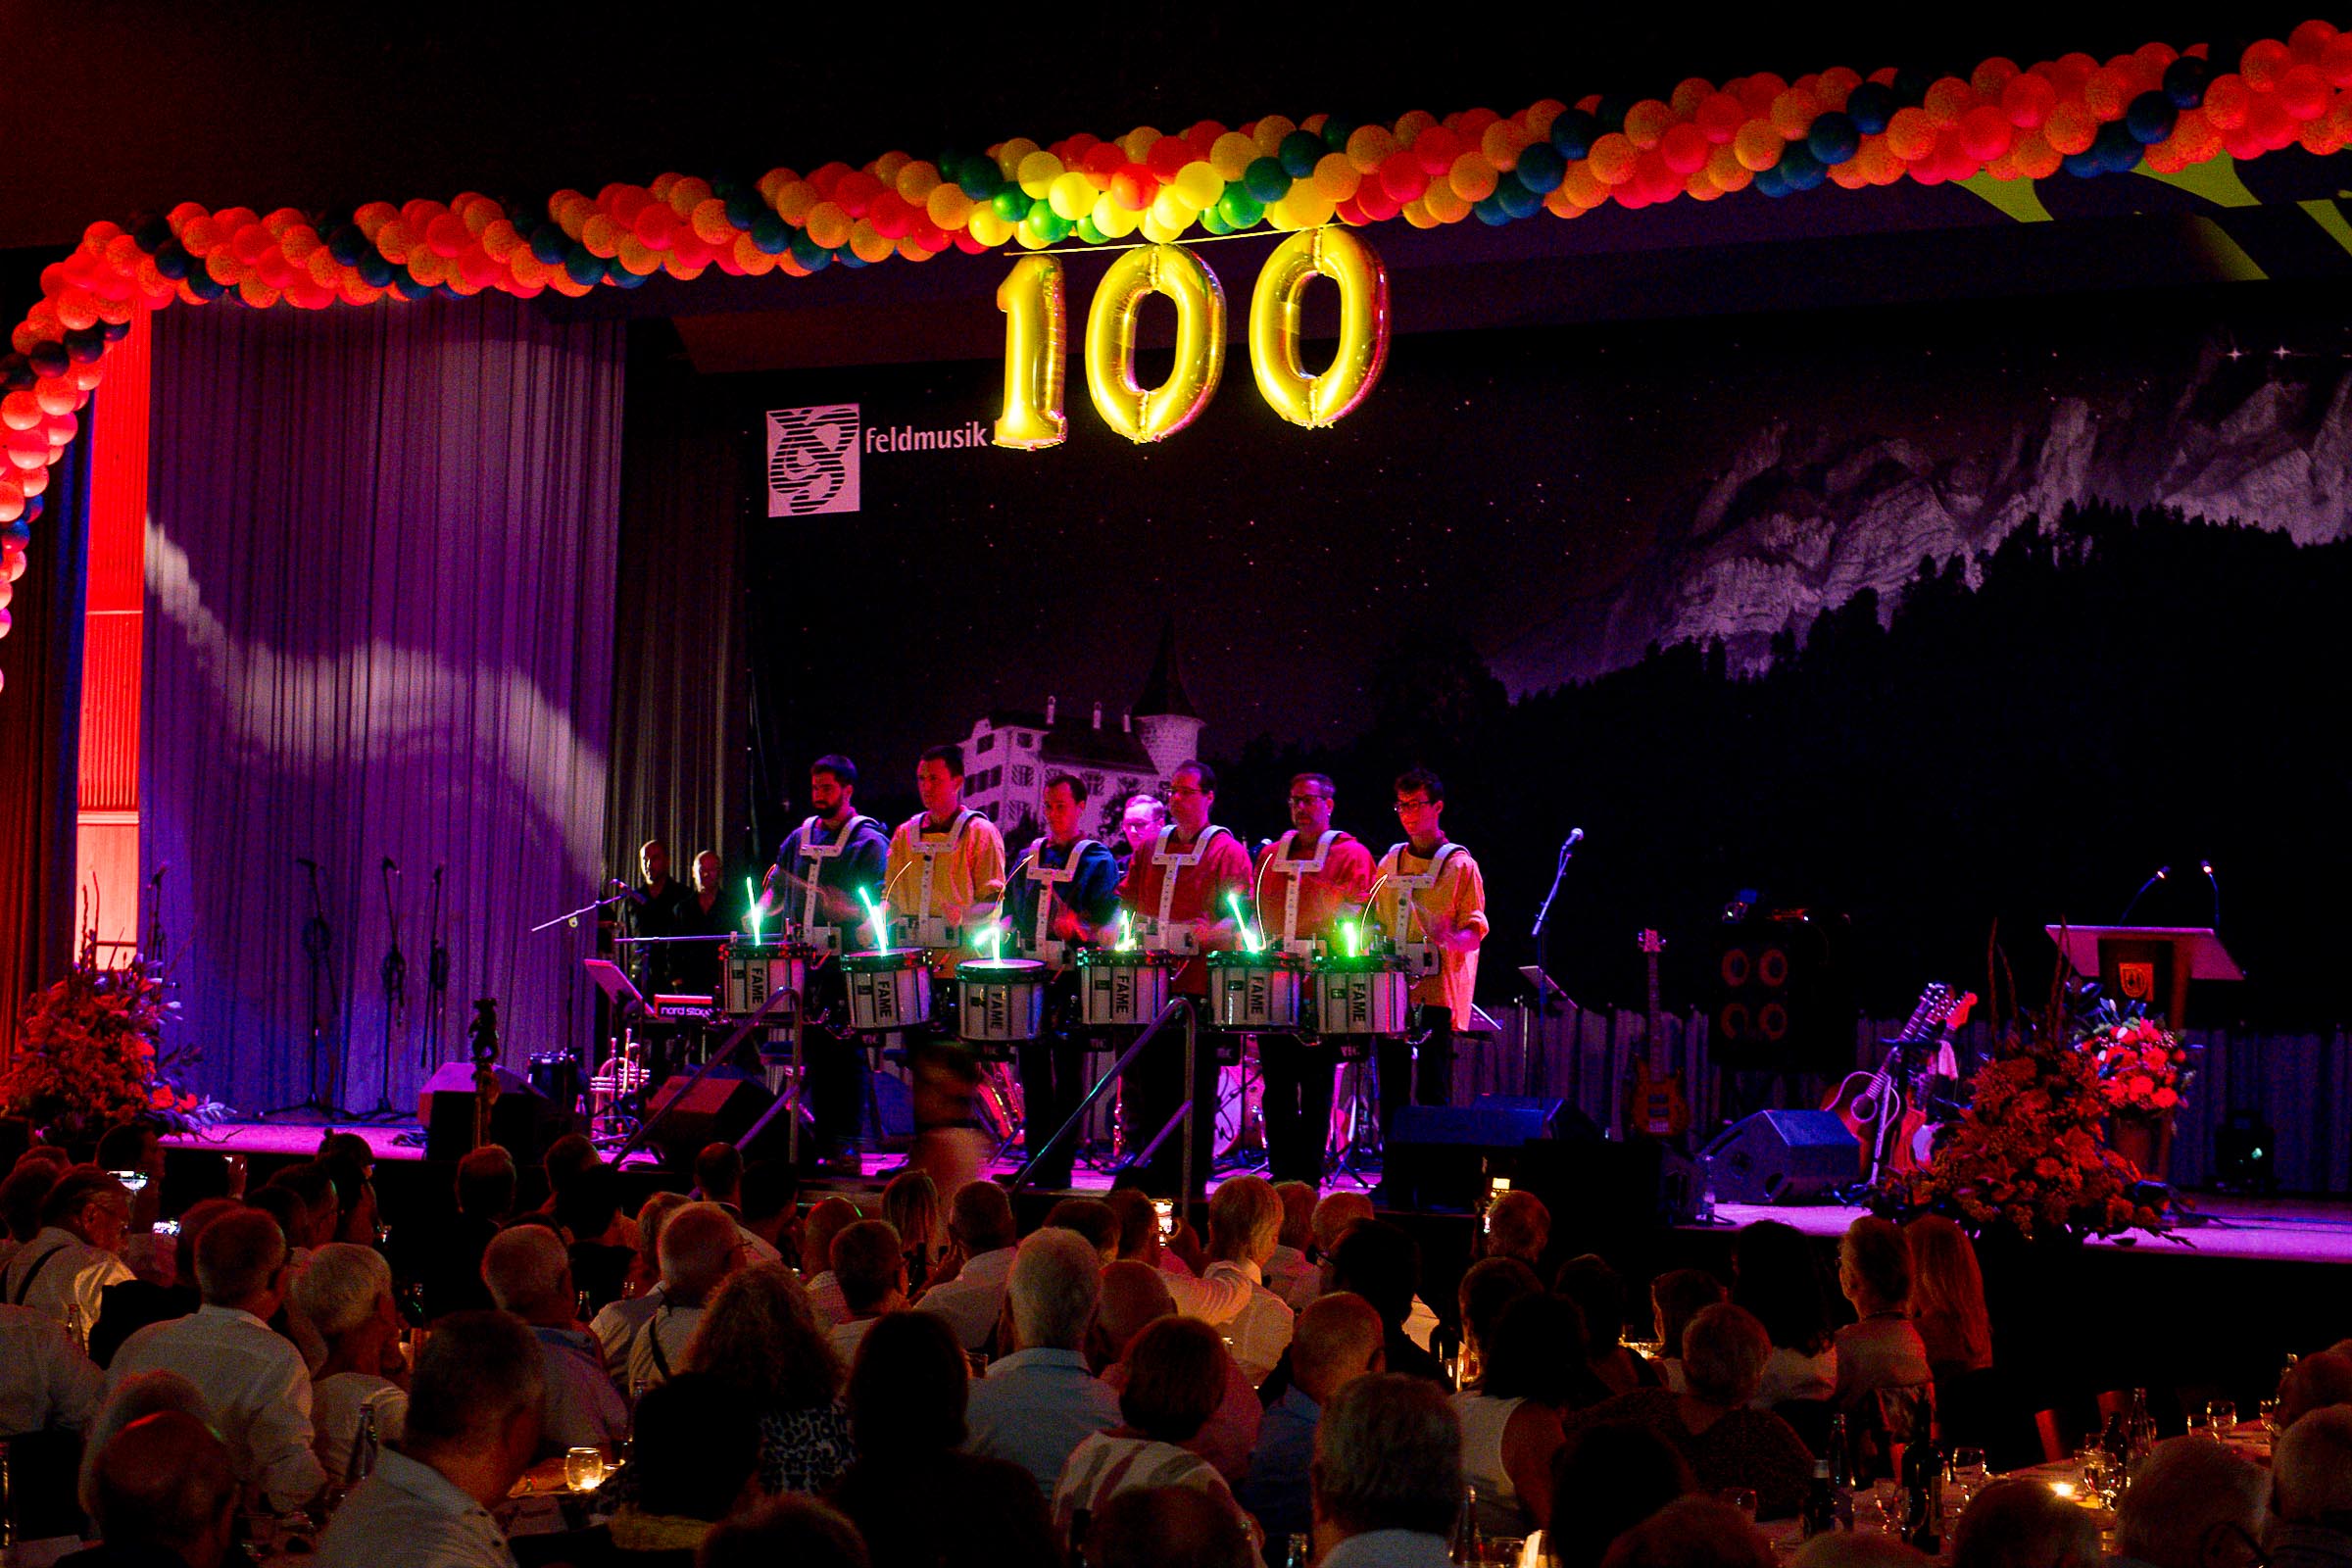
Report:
1394,797,1435,813
1168,785,1205,799
1287,796,1330,808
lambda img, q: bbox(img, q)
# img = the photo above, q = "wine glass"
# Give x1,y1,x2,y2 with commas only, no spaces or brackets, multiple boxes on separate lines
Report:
2208,1399,2238,1440
1947,1446,1987,1508
1870,1479,1904,1534
2261,1397,2284,1438
564,1446,607,1493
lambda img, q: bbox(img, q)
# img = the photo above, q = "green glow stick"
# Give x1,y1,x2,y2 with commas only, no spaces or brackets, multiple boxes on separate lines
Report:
858,888,889,952
1226,891,1261,955
745,875,760,944
1342,920,1359,958
1117,910,1135,953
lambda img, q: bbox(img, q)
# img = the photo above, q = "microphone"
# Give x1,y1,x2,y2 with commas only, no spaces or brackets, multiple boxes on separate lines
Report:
296,856,318,870
149,861,170,885
381,856,399,873
610,879,647,906
1564,827,1585,849
2200,859,2221,927
2120,864,2171,923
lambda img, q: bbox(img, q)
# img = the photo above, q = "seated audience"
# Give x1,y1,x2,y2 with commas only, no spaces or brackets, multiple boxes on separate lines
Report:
1486,1191,1550,1273
701,1494,871,1568
917,1179,1021,1351
557,1163,635,1311
831,1310,1057,1568
800,1197,863,1327
1647,1269,1726,1396
109,1206,326,1513
544,1373,759,1567
3,1166,135,1328
1202,1177,1297,1386
1102,1186,1201,1277
592,1192,688,1377
414,1146,514,1320
1239,1292,1385,1546
1451,1258,1545,1528
828,1218,908,1361
481,1224,626,1456
1732,1221,1837,1408
2111,1435,2267,1568
1046,1196,1124,1266
291,1242,410,1482
883,1170,946,1294
1094,1258,1179,1371
1554,1255,1657,1398
1098,1260,1264,1483
318,1150,379,1248
1456,1257,1543,1389
1309,1373,1461,1568
627,1201,744,1393
695,1142,782,1265
1544,1422,1694,1568
1265,1181,1321,1309
685,1262,855,1496
59,1410,238,1568
2268,1404,2352,1568
2277,1349,2352,1431
90,1198,238,1368
1599,1495,1774,1568
0,1296,104,1438
1947,1477,2102,1568
1096,1485,1261,1568
1057,1317,1259,1548
1832,1218,1931,1413
268,1161,340,1259
1902,1216,1991,1381
1562,1303,1812,1520
76,1371,211,1523
966,1226,1122,1498
317,1309,544,1568
1326,1220,1446,1387
0,1156,65,1273
1462,1293,1586,1532
1790,1540,1931,1568
739,1160,800,1265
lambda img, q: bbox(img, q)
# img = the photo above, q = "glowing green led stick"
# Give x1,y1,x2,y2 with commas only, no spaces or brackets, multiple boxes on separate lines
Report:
858,889,889,953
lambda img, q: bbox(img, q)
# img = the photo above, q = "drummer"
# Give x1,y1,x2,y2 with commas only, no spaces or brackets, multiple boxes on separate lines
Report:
1003,772,1122,1188
1367,766,1489,1143
1117,760,1252,1197
751,754,892,1173
1252,772,1375,1185
885,745,1009,977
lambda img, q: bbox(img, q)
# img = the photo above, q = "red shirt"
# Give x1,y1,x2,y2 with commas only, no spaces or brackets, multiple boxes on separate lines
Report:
1117,824,1253,994
1252,830,1375,952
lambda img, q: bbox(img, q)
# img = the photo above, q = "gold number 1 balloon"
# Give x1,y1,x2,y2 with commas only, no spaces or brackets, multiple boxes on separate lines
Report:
993,253,1067,450
1084,243,1225,444
1248,226,1389,428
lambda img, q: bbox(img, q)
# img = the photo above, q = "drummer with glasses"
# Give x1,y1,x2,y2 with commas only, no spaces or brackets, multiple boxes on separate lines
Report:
1117,760,1251,1197
1253,772,1375,1184
1003,773,1122,1188
1368,767,1489,1140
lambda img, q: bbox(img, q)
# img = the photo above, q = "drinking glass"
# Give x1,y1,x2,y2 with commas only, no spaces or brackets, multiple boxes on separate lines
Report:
2261,1397,2284,1437
1947,1446,1987,1507
2208,1399,2237,1441
1870,1479,1903,1534
564,1446,607,1492
1719,1488,1757,1527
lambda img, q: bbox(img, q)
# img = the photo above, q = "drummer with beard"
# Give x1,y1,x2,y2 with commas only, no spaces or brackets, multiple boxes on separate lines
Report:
1002,773,1121,1188
1116,760,1251,1198
1252,772,1374,1184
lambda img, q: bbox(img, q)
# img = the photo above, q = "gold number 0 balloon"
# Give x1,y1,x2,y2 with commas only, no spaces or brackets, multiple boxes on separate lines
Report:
1249,226,1390,428
993,254,1067,450
1084,243,1225,444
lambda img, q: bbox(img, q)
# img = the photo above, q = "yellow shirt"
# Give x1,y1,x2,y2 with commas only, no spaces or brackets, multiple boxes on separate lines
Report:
885,808,1008,972
1370,841,1489,1029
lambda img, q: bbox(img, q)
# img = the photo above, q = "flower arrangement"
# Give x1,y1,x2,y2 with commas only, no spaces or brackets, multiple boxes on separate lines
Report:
1,939,214,1145
2080,1000,2191,1119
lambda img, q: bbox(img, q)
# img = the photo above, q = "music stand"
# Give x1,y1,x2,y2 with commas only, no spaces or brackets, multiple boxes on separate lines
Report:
2045,925,2243,1029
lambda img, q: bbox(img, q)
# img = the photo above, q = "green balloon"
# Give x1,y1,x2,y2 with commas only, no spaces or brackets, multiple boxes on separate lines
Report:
1076,216,1107,244
1243,157,1293,204
1217,187,1264,229
992,188,1030,221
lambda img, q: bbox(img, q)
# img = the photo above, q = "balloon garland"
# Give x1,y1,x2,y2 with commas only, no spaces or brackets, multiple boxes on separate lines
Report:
5,20,2352,680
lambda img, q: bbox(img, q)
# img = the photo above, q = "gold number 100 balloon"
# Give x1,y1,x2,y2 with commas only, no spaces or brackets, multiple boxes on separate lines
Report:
991,228,1389,450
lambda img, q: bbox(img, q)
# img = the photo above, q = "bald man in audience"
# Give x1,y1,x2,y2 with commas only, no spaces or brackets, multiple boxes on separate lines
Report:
2112,1436,2268,1568
1309,1374,1463,1568
1046,1197,1123,1267
965,1226,1122,1498
916,1181,1020,1351
1484,1191,1549,1272
65,1410,239,1568
1240,1293,1387,1544
2278,1349,2352,1431
1093,1484,1259,1568
482,1226,627,1454
2268,1404,2352,1566
800,1197,862,1329
109,1207,325,1513
626,1201,745,1393
1949,1478,2103,1568
590,1192,686,1377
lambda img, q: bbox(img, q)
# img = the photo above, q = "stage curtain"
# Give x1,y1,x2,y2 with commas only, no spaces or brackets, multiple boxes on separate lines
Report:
605,327,751,900
0,442,89,1064
143,295,623,1116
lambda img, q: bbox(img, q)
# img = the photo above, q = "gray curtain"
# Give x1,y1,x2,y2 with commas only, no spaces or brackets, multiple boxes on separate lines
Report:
143,293,623,1115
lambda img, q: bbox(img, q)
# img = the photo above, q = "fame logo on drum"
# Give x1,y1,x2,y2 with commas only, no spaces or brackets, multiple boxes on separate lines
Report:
765,404,861,517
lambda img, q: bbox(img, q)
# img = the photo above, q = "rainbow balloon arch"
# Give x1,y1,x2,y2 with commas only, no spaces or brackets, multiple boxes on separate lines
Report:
5,19,2352,685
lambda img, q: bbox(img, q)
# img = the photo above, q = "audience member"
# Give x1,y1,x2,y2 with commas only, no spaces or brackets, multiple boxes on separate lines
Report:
318,1151,380,1248
1902,1217,1991,1381
1309,1373,1460,1568
1266,1181,1321,1309
59,1410,238,1568
1045,1196,1124,1265
1097,1259,1265,1483
1561,1303,1812,1520
700,1494,871,1568
1832,1218,1930,1412
317,1309,543,1568
685,1262,855,1496
739,1160,800,1264
2268,1405,2352,1568
833,1310,1058,1568
292,1242,409,1482
415,1146,514,1320
1544,1422,1694,1568
1323,1220,1445,1387
1648,1269,1726,1396
481,1224,627,1456
1095,1259,1179,1370
109,1206,326,1512
628,1201,745,1392
268,1161,340,1256
540,1134,636,1246
967,1226,1121,1497
1057,1317,1259,1549
1946,1477,2102,1568
546,1373,759,1566
1102,1185,1205,1278
917,1179,1020,1351
695,1142,782,1265
1203,1177,1297,1385
882,1170,946,1293
558,1161,635,1311
0,1296,104,1437
801,1197,863,1327
1486,1191,1550,1272
1790,1539,1932,1568
76,1371,212,1523
2277,1349,2352,1430
3,1165,135,1328
1239,1292,1385,1546
593,1192,689,1376
0,1157,64,1269
1095,1484,1260,1568
1555,1255,1656,1398
1732,1221,1837,1408
829,1219,908,1361
1466,1293,1588,1531
1457,1258,1543,1387
91,1197,240,1369
2111,1435,2267,1568
1309,1194,1374,1292
1598,1495,1774,1568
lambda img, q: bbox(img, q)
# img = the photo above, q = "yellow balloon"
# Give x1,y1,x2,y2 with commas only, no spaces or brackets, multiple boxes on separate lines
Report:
1247,226,1389,429
996,137,1041,180
1210,132,1261,180
966,209,1014,248
1149,187,1193,229
1174,161,1224,209
1090,194,1140,239
1085,243,1225,444
1051,172,1098,221
994,254,1067,451
1018,151,1065,198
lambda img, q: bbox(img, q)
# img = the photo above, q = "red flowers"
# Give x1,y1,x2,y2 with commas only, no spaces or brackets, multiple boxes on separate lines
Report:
2082,1002,2192,1120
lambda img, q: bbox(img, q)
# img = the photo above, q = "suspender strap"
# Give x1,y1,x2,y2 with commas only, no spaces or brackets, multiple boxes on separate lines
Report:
10,1245,68,1306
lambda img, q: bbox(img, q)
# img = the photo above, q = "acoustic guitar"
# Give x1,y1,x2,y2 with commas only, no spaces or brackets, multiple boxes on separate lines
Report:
1626,929,1690,1140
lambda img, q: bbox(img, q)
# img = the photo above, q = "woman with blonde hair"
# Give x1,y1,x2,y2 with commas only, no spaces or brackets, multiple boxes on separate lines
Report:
1904,1215,1992,1380
686,1261,856,1495
883,1170,946,1295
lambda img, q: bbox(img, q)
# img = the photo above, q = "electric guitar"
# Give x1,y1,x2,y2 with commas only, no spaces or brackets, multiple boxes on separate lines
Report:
1626,929,1690,1140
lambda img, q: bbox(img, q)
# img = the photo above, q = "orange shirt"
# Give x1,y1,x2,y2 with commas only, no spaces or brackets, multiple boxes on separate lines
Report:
1251,830,1375,954
1117,824,1253,994
1369,840,1489,1028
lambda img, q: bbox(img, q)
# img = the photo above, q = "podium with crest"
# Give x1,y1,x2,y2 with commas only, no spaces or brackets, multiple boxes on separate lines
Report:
2044,925,2243,1028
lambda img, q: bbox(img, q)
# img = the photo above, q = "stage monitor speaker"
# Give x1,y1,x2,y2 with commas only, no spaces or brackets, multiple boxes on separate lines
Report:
1700,1109,1858,1204
1708,914,1853,1074
418,1063,564,1164
1385,1100,1585,1210
645,1069,777,1169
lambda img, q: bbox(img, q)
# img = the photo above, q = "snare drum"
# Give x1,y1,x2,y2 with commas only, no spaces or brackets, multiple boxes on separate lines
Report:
841,950,933,1032
1076,949,1173,1027
1207,952,1306,1031
1312,953,1413,1036
956,958,1048,1044
724,942,810,1016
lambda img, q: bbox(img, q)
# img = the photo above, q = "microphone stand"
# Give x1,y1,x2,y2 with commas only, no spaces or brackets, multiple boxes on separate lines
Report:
370,860,407,1117
1527,830,1583,1098
2119,866,2170,924
274,858,343,1117
422,866,451,1073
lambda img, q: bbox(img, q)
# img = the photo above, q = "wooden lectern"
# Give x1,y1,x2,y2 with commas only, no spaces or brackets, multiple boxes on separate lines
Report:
2044,925,2243,1028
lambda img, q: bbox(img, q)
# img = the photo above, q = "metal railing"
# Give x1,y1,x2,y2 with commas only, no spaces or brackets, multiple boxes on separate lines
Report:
1010,997,1200,1223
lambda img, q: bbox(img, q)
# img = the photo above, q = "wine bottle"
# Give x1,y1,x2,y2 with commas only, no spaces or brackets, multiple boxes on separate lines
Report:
1800,1458,1838,1538
1828,1411,1855,1529
1900,1398,1942,1553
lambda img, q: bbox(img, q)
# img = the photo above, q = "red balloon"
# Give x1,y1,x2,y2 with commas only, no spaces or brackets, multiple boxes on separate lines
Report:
1377,151,1427,203
1109,167,1157,211
1695,93,1747,143
231,223,275,266
1083,143,1125,178
1411,123,1462,176
426,213,472,259
867,191,912,239
833,172,885,218
2002,72,2058,128
1958,105,2014,161
2278,64,2331,121
1659,122,1711,174
1146,137,1193,178
632,206,677,249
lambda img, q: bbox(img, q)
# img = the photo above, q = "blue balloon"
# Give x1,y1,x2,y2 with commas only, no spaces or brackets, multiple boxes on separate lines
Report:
186,270,227,301
1807,112,1861,166
2061,148,2104,178
750,212,792,255
27,342,67,376
1778,142,1826,190
2,516,29,547
838,249,868,269
791,234,831,270
563,247,605,285
1550,109,1601,160
153,241,192,280
528,224,569,265
64,328,105,365
2094,121,2142,172
1754,163,1790,198
724,193,764,230
1495,175,1543,219
1843,82,1895,135
1514,143,1566,193
1279,131,1325,178
22,496,39,523
1471,194,1511,225
327,224,371,267
2126,90,2179,145
611,266,650,289
1244,157,1294,204
2163,55,2211,110
356,255,394,288
133,216,174,254
959,160,1000,201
